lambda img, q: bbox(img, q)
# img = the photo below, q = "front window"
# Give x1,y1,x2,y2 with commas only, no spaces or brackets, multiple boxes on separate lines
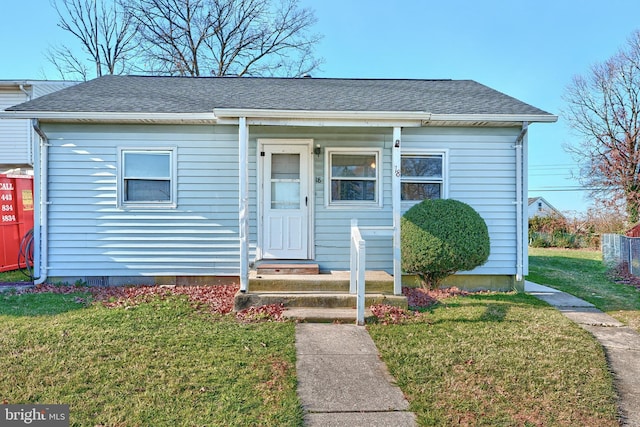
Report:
119,148,176,208
327,149,381,206
401,153,445,202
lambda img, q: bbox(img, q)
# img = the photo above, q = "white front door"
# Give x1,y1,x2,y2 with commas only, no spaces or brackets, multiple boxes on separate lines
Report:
262,143,310,259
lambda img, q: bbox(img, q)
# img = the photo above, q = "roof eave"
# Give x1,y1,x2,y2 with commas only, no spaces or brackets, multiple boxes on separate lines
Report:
427,113,558,124
0,110,558,126
0,111,218,124
215,109,557,126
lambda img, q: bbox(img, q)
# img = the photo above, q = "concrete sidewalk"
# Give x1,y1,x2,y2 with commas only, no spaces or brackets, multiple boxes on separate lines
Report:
526,281,640,427
295,323,416,426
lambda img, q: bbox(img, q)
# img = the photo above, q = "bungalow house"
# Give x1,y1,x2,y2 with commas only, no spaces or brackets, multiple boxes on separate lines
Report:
1,76,556,297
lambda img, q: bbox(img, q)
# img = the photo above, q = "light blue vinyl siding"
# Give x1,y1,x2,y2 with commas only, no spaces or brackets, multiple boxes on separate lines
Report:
0,90,30,165
42,123,241,277
402,126,520,276
250,127,395,271
251,126,520,275
41,123,521,279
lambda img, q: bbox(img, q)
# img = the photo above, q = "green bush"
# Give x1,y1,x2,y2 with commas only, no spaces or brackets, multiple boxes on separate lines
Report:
529,232,552,248
401,199,490,289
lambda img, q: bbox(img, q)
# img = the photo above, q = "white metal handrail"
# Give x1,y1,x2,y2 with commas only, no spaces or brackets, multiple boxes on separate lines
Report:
350,219,394,325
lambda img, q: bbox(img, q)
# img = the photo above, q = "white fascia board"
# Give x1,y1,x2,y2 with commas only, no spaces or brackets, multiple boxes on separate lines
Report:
245,118,425,127
214,108,431,122
0,111,217,123
428,113,558,123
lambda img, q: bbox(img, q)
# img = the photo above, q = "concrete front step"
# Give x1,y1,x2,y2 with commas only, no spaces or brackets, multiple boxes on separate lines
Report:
249,270,395,293
233,291,407,311
283,307,373,323
256,263,319,275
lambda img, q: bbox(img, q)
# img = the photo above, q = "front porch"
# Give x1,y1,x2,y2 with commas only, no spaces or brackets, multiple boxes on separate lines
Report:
233,264,408,322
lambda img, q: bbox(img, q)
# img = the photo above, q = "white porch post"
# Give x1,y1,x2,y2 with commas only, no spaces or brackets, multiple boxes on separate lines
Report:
239,117,250,292
392,127,402,295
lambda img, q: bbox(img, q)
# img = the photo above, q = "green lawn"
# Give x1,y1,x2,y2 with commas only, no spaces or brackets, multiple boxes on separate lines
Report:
527,247,640,331
369,293,619,426
0,268,32,283
0,292,302,426
1,255,630,426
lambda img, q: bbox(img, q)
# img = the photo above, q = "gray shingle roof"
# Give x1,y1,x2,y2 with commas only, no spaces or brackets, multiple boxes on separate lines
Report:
5,75,552,116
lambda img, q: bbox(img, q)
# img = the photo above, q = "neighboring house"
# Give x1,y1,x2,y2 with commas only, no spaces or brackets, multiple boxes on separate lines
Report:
527,196,564,219
1,76,556,292
0,80,78,174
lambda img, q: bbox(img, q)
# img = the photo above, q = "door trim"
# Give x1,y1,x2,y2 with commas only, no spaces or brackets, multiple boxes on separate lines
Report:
257,139,314,260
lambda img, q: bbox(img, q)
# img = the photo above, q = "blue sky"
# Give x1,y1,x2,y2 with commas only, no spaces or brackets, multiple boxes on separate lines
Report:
3,0,640,216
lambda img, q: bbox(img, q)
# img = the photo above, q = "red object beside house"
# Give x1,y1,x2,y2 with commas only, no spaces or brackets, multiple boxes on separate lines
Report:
626,223,640,237
0,174,34,272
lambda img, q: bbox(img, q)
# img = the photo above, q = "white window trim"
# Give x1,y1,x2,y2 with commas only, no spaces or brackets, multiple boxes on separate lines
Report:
325,147,383,208
117,147,178,209
400,149,449,210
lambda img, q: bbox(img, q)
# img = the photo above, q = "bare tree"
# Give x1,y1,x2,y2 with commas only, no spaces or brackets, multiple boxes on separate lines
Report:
564,30,640,223
123,0,322,77
47,0,138,80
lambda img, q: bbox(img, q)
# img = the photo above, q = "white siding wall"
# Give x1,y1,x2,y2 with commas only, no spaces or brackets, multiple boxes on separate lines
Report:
403,126,520,276
39,123,521,279
251,126,520,275
250,127,396,272
1,82,79,167
31,82,78,99
42,123,241,278
0,90,30,165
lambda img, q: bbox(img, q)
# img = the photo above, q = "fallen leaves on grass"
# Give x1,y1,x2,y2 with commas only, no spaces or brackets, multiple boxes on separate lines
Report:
236,304,285,323
402,285,469,308
18,283,239,315
370,286,471,324
369,304,418,325
607,262,640,289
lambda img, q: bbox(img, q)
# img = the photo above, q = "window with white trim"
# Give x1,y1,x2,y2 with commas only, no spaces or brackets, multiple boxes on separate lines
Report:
401,152,445,202
119,148,176,208
327,149,381,206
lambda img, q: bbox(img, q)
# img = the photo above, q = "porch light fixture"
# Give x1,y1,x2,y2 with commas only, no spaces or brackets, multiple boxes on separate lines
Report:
314,144,322,157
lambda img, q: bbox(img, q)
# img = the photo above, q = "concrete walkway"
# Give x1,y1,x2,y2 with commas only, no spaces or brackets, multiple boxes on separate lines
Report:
295,323,416,426
526,281,640,427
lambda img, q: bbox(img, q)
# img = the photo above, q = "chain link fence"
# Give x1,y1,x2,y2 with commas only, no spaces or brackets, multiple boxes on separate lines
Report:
602,233,640,276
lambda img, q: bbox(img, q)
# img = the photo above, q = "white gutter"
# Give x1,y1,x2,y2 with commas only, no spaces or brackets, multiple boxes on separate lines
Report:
213,108,432,122
514,123,528,284
0,110,559,125
0,111,217,123
428,113,558,123
31,120,48,285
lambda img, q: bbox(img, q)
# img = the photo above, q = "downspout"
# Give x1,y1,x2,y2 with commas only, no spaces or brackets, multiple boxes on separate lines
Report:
32,119,48,285
514,122,528,285
18,85,33,167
